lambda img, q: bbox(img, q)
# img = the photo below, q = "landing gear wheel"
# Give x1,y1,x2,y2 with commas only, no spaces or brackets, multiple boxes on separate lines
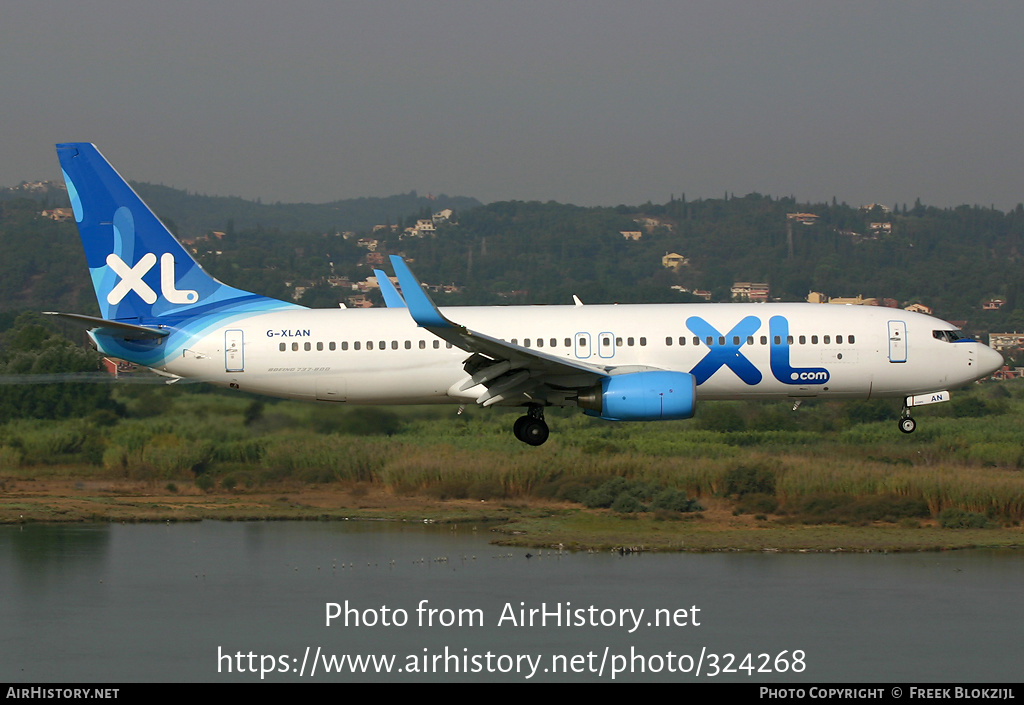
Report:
518,418,549,446
513,415,530,440
513,405,550,446
899,417,916,434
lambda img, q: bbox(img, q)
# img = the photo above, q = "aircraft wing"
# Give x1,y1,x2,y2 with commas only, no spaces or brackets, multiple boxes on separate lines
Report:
389,256,653,407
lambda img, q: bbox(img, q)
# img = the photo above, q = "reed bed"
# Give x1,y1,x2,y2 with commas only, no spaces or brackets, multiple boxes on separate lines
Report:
2,381,1023,522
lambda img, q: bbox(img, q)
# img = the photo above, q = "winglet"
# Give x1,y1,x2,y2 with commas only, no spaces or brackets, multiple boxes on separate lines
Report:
373,269,406,308
389,256,453,329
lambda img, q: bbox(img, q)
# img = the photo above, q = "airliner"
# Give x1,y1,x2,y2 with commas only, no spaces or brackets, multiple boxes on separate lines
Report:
50,143,1004,445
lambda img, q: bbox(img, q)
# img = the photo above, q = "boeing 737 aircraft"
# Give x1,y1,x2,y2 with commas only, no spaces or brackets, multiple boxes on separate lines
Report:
51,143,1004,445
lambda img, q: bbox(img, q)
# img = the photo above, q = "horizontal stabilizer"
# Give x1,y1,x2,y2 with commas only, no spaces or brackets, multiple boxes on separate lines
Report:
43,312,169,339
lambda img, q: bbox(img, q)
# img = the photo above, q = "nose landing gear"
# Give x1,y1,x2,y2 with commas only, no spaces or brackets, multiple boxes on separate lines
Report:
899,400,916,434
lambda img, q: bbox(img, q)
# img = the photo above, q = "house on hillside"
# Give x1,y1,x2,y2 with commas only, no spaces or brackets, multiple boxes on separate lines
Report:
989,333,1024,352
731,282,769,302
787,212,819,225
829,295,878,306
41,208,74,222
661,252,689,269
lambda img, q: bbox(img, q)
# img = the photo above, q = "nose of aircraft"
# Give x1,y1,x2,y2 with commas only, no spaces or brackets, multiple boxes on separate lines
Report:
980,343,1004,376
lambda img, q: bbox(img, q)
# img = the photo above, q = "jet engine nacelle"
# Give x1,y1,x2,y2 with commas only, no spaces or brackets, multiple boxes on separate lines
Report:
577,371,697,421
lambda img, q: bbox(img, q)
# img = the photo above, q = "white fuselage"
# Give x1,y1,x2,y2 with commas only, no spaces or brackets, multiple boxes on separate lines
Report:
145,303,1000,407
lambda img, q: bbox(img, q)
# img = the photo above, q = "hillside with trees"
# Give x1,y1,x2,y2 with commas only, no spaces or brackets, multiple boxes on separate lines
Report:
4,182,1024,352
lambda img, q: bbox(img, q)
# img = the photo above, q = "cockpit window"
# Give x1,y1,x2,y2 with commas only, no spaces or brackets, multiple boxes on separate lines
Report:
933,330,965,342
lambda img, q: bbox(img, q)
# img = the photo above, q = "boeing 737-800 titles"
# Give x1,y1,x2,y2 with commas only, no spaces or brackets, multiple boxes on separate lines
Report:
50,143,1004,445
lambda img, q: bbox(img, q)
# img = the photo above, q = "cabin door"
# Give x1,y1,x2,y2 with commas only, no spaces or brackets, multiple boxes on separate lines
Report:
887,321,907,363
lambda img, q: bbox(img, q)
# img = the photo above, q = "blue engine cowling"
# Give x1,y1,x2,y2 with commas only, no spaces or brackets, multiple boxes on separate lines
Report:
577,371,697,421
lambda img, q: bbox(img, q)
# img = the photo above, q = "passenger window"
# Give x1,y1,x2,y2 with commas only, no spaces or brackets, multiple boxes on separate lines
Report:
640,337,647,346
836,335,843,344
564,338,571,347
340,342,347,350
747,336,754,346
760,336,767,345
693,336,700,346
379,340,385,350
405,341,411,349
317,342,323,351
551,338,557,347
329,342,336,351
799,336,806,345
811,335,818,344
537,339,543,348
849,335,855,344
824,335,831,344
666,337,673,346
446,342,452,348
304,342,311,351
432,340,440,349
733,336,740,345
354,341,361,350
679,337,687,346
773,336,781,345
627,337,634,346
706,336,713,346
279,343,286,351
419,340,425,349
616,337,623,346
391,340,398,350
292,342,298,351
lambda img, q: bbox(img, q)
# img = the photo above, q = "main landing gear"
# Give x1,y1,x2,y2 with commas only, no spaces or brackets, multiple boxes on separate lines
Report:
513,404,549,446
899,401,916,434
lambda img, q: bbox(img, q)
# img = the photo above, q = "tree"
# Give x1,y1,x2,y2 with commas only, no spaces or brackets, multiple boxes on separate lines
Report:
0,314,123,422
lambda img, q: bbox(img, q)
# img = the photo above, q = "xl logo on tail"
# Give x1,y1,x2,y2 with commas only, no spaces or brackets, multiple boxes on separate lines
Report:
106,253,199,305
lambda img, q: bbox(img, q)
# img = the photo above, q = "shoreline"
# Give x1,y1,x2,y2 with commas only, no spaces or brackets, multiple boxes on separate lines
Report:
3,478,1022,553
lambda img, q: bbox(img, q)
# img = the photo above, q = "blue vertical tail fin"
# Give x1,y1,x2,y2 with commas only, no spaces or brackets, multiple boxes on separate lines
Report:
56,143,299,323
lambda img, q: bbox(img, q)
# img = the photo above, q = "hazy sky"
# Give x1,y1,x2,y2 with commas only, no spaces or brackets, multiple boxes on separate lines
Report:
3,1,1023,209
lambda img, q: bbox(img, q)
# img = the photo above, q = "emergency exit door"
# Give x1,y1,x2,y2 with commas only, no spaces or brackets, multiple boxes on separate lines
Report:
225,330,244,372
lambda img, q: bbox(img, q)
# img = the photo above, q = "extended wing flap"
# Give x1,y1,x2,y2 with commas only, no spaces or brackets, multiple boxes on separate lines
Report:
389,256,614,405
